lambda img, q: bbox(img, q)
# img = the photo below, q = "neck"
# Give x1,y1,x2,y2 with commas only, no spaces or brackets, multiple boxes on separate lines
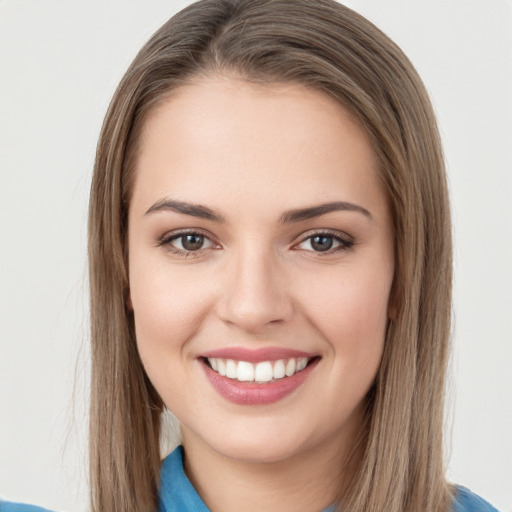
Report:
180,423,364,512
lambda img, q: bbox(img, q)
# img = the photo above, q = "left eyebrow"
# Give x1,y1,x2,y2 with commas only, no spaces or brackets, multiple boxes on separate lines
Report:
145,198,225,222
280,201,372,223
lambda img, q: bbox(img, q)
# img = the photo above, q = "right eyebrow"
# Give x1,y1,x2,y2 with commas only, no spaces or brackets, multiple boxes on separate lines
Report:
145,198,226,223
280,201,372,223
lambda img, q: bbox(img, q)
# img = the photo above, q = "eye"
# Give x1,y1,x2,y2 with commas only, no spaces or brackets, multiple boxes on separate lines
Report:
295,231,353,253
159,230,217,255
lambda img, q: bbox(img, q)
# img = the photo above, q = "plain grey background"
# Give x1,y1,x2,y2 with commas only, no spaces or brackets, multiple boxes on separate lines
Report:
1,1,511,511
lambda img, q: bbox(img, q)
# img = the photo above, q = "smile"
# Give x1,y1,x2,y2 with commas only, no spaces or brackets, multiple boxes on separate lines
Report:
206,357,310,383
199,348,320,405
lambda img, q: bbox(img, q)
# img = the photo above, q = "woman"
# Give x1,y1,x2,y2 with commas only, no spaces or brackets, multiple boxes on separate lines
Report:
0,0,500,511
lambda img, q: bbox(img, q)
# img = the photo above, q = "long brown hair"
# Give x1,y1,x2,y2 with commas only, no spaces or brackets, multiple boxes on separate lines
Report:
88,1,453,510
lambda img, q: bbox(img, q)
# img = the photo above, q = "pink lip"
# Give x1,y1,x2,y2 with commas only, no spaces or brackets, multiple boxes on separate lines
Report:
201,346,317,363
199,354,320,406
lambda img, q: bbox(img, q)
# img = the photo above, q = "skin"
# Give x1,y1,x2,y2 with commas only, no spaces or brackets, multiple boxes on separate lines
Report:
128,76,395,512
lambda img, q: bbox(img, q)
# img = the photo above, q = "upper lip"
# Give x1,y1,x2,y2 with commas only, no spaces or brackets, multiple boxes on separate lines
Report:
200,347,318,363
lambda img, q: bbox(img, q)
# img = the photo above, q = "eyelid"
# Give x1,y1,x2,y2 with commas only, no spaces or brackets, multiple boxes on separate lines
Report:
292,229,354,253
158,228,221,255
157,228,353,256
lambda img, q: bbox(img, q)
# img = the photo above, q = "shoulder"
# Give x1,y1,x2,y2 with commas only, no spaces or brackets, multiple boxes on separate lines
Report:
0,501,56,512
453,486,500,512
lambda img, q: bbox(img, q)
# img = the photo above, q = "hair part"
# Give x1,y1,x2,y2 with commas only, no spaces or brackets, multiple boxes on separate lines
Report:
88,1,453,510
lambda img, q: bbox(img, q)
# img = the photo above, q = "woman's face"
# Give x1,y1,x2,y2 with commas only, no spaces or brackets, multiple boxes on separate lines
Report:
128,77,394,463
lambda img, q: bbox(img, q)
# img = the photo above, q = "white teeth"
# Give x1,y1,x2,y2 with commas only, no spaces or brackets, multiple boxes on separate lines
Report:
285,358,296,377
217,359,226,376
237,361,255,381
206,356,311,383
273,360,286,379
297,357,308,371
254,361,273,382
226,359,237,379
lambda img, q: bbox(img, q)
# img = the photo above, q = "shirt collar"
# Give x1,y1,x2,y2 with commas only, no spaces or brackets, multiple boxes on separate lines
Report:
159,446,209,512
159,445,336,512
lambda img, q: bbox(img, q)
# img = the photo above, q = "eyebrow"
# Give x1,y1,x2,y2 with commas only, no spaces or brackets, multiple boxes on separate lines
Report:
145,198,372,223
145,198,226,222
280,201,372,223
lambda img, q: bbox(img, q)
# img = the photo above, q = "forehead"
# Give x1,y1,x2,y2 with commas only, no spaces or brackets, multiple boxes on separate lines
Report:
131,76,384,217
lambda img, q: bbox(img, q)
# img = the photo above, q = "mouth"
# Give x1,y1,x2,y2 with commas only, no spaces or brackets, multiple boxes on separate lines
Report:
202,355,318,383
198,348,321,405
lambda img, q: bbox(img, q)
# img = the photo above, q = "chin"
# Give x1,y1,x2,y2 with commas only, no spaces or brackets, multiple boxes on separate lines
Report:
188,416,325,465
212,436,306,464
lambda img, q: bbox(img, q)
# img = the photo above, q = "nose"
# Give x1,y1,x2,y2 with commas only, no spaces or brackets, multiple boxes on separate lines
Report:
217,247,294,334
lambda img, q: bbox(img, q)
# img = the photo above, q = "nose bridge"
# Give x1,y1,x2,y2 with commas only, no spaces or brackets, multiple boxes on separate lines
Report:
219,241,293,333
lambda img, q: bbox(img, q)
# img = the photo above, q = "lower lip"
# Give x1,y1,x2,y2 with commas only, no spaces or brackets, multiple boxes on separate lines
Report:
200,358,319,405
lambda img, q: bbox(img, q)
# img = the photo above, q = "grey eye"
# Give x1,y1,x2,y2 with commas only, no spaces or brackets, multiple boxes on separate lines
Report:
170,233,213,252
310,235,334,252
181,234,205,251
295,232,353,253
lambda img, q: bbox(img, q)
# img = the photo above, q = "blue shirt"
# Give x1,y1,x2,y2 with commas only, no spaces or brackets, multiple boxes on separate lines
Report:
1,446,500,511
159,446,336,512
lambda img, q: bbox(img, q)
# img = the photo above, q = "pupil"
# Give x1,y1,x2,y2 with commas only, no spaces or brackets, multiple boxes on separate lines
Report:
311,235,333,252
182,234,203,251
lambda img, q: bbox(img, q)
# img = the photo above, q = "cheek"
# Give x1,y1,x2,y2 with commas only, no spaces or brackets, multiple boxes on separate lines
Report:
298,263,391,364
129,268,211,406
129,254,212,363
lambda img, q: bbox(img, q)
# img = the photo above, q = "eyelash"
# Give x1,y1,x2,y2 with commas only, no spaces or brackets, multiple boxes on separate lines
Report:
158,229,354,258
294,229,354,254
158,229,219,258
